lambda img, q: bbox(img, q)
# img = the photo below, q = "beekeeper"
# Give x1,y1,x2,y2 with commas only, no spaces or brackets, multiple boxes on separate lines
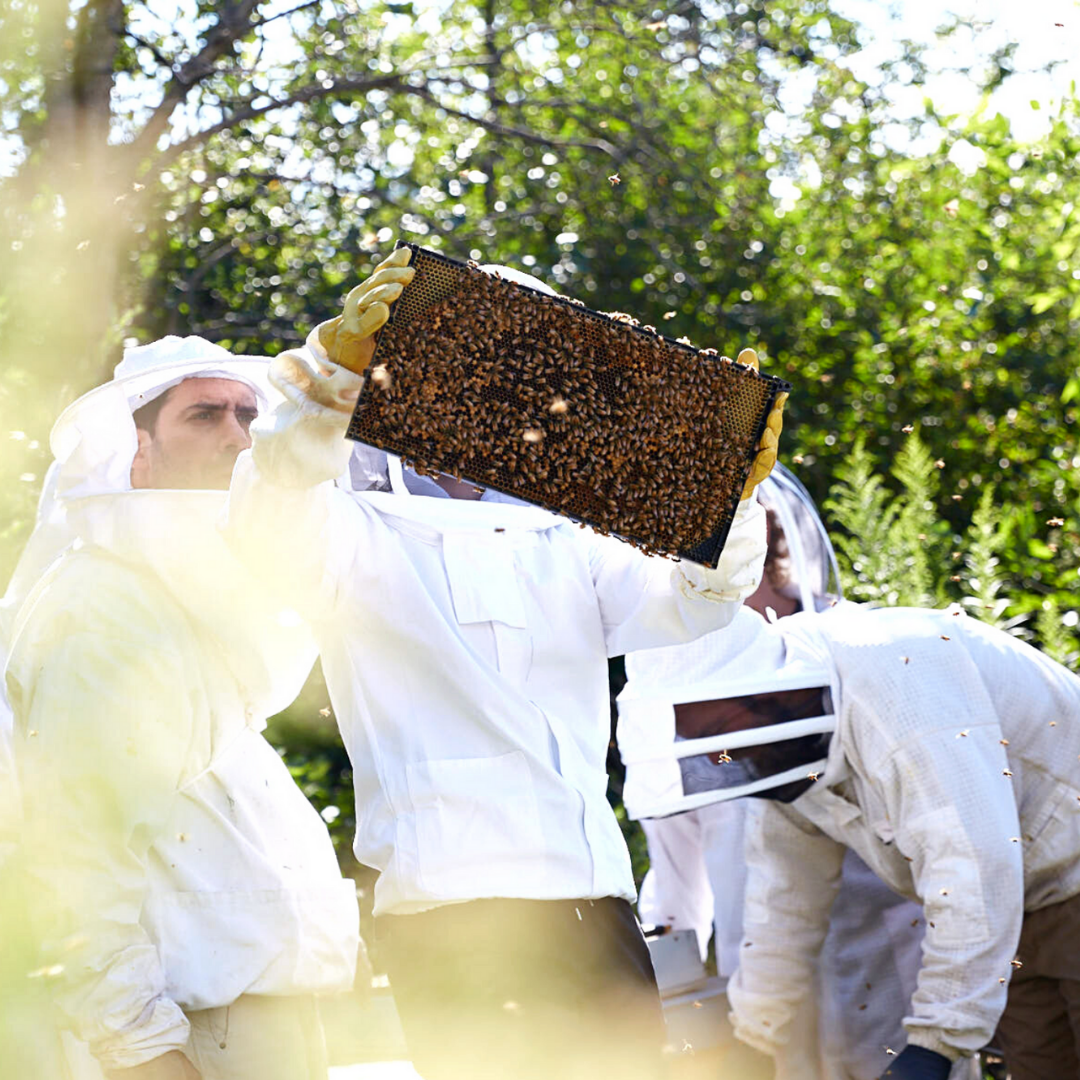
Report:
5,337,359,1080
222,249,780,1080
623,467,978,1080
619,597,1080,1080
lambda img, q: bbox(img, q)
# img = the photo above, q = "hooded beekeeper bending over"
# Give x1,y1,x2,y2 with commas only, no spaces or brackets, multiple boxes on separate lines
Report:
623,467,977,1080
620,599,1080,1080
222,249,780,1080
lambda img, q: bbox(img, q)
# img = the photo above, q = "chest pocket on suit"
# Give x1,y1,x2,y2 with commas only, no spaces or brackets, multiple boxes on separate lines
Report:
442,532,531,684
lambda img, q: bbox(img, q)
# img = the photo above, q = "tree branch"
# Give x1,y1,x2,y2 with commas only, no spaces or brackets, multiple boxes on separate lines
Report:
144,53,502,174
410,85,622,158
124,30,176,74
133,0,263,157
251,0,321,29
149,71,406,172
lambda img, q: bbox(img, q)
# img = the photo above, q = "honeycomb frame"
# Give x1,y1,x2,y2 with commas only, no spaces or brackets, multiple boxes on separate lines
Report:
346,241,790,567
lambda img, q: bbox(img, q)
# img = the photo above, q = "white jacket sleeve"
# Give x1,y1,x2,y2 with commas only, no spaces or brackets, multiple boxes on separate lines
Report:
727,799,845,1059
7,600,195,1069
589,495,766,657
224,348,369,619
852,662,1024,1061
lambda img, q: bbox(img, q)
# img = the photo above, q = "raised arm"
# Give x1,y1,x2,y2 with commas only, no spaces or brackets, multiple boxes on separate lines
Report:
590,345,782,655
588,494,766,656
225,350,367,619
224,250,415,617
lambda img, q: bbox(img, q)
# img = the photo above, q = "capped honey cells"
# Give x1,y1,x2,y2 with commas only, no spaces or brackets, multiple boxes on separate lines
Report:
347,243,790,567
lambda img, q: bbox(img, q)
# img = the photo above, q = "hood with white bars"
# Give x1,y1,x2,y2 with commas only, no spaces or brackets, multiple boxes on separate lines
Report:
617,463,842,818
619,606,837,817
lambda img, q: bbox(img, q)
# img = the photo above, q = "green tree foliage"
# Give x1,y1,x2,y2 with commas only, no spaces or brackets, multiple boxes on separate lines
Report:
1035,597,1080,668
962,484,1012,627
2,0,1078,877
3,0,853,577
823,434,903,604
826,430,1006,608
826,430,1077,658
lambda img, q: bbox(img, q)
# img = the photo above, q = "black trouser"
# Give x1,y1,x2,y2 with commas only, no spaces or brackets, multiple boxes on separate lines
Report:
995,892,1080,1080
376,896,668,1080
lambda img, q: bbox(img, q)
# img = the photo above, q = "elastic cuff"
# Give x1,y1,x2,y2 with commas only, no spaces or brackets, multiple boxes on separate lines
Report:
94,997,191,1071
675,565,747,605
728,1014,779,1059
734,489,760,515
903,1030,963,1062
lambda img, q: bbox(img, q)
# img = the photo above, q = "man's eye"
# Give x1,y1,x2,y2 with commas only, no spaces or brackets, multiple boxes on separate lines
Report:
237,411,258,427
192,411,214,421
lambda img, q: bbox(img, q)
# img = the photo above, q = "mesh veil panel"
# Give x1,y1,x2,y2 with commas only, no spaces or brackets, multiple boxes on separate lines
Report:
347,242,791,566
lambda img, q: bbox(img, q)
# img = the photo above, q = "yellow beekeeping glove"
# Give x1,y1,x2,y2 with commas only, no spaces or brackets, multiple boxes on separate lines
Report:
312,248,415,375
734,348,787,500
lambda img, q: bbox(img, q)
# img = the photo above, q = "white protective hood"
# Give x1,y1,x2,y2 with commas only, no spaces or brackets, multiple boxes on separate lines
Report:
56,488,316,731
3,336,313,726
756,465,842,615
618,464,841,818
619,607,836,818
51,335,272,501
2,337,274,625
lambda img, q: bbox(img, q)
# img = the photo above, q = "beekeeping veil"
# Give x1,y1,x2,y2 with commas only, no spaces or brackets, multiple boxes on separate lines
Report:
50,335,270,501
2,337,271,630
3,337,314,724
617,465,841,818
755,464,841,615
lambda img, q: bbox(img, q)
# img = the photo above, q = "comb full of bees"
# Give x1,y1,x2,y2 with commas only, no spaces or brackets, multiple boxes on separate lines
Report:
346,242,791,567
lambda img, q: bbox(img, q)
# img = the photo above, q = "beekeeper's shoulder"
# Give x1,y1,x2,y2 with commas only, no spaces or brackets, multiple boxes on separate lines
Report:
820,603,976,733
10,545,187,665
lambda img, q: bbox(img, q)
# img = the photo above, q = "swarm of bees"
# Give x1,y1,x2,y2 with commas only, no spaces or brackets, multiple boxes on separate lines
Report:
347,244,788,565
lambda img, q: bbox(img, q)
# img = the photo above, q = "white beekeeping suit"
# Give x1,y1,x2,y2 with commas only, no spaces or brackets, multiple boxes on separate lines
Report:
222,257,771,1080
731,605,1080,1077
5,338,359,1078
0,461,89,1079
0,463,74,853
624,601,1079,1078
620,467,977,1080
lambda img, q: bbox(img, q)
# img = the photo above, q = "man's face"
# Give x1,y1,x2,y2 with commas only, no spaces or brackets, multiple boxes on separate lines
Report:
130,377,258,490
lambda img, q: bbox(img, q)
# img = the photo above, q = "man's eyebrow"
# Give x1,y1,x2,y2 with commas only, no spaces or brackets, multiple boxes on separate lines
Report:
183,401,258,414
